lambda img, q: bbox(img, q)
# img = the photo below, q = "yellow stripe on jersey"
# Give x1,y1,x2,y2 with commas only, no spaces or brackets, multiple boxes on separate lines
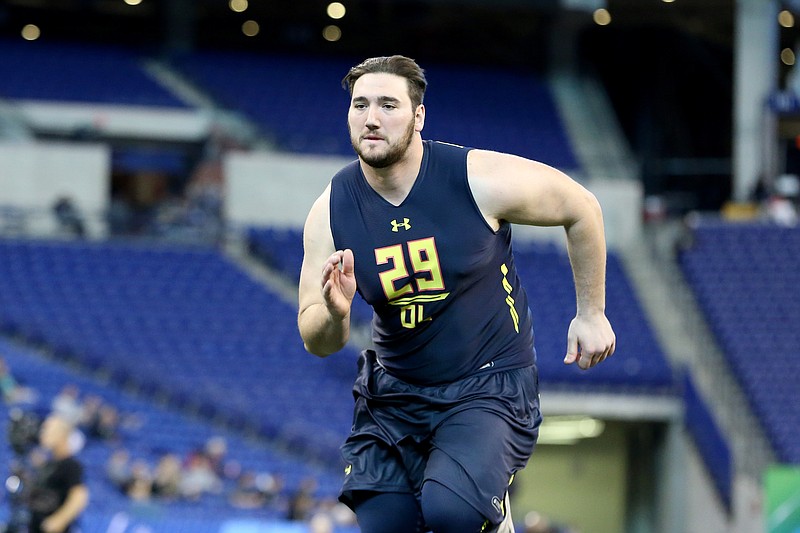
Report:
500,264,520,333
388,293,451,306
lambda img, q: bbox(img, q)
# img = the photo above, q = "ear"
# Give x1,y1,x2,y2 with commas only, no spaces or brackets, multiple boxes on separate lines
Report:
414,104,425,132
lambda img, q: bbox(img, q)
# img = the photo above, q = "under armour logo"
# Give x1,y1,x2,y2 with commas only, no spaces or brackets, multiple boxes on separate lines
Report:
390,218,411,232
491,496,503,514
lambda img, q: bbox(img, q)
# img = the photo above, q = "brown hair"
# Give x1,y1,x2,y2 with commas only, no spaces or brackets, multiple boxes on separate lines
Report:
342,55,427,109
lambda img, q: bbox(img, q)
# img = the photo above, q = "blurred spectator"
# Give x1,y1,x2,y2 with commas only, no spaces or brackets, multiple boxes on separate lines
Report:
106,449,132,494
765,174,799,226
287,476,318,521
179,450,221,499
91,404,121,442
256,471,284,506
308,512,334,533
51,384,83,426
523,510,579,533
27,414,89,533
78,394,103,432
314,498,357,528
204,436,229,478
151,453,182,500
125,460,153,502
0,357,37,404
52,196,86,238
228,471,267,509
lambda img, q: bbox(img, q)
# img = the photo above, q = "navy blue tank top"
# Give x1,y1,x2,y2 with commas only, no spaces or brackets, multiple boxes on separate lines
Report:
330,140,536,385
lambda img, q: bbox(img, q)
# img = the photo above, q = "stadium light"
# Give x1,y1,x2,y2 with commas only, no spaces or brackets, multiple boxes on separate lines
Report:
21,24,41,41
242,20,260,37
230,0,248,13
781,47,796,66
323,25,342,42
536,416,605,445
593,8,611,26
779,10,795,28
327,2,346,20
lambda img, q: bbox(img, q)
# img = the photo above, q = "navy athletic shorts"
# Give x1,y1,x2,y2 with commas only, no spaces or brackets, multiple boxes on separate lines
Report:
339,350,542,525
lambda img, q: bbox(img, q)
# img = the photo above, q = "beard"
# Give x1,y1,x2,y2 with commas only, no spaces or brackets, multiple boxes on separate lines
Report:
350,117,416,169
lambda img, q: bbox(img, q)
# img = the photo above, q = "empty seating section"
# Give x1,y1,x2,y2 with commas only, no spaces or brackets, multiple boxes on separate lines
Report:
247,228,674,390
175,53,352,155
0,40,576,165
679,222,800,464
512,241,673,389
173,52,579,167
0,39,188,107
0,239,357,466
247,227,304,283
423,66,579,169
0,336,349,530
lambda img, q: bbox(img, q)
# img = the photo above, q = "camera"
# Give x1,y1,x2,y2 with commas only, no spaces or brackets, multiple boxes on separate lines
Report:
2,409,41,533
7,408,41,457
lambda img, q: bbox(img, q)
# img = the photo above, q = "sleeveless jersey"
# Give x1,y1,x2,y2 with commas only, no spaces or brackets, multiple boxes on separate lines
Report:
330,140,536,385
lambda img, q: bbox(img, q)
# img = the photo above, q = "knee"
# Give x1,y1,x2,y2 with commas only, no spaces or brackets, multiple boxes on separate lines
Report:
421,481,487,533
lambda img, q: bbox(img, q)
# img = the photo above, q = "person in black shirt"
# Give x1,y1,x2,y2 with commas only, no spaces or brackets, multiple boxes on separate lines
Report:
27,414,89,533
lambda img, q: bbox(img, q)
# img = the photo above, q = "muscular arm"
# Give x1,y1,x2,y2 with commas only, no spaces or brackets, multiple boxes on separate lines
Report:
297,185,356,356
42,484,88,533
468,150,616,369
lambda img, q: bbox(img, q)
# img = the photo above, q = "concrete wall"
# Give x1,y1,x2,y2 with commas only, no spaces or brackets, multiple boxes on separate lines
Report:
224,150,352,229
0,140,110,236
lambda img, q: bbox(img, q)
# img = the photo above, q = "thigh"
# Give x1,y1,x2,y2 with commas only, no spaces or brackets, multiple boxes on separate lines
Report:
420,480,488,533
425,404,540,525
352,491,424,533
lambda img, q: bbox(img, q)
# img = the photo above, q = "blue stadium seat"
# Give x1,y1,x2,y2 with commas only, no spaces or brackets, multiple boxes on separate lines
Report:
513,241,674,390
0,336,349,530
0,238,357,467
679,221,800,463
0,40,188,108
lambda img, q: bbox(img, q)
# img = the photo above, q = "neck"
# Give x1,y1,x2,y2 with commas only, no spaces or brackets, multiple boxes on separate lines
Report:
52,443,71,460
360,136,424,206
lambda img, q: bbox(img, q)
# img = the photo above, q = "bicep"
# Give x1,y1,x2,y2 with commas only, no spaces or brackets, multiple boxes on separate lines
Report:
468,149,594,228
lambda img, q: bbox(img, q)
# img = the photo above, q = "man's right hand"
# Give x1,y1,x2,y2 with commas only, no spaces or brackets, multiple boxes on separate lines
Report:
321,249,356,319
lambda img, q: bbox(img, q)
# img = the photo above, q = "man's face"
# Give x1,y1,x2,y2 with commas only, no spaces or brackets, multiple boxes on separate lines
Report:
348,73,424,169
39,416,68,450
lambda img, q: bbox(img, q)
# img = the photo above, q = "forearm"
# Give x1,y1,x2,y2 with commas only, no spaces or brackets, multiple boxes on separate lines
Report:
48,486,88,528
564,192,607,316
298,303,351,356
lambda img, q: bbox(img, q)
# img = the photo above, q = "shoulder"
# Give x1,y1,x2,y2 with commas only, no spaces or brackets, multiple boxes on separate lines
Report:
467,149,581,226
331,159,361,185
466,149,534,223
59,457,84,481
427,140,471,164
467,148,539,178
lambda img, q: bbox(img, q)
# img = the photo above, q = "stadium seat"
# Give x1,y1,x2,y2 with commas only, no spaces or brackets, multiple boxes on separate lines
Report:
679,220,800,463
